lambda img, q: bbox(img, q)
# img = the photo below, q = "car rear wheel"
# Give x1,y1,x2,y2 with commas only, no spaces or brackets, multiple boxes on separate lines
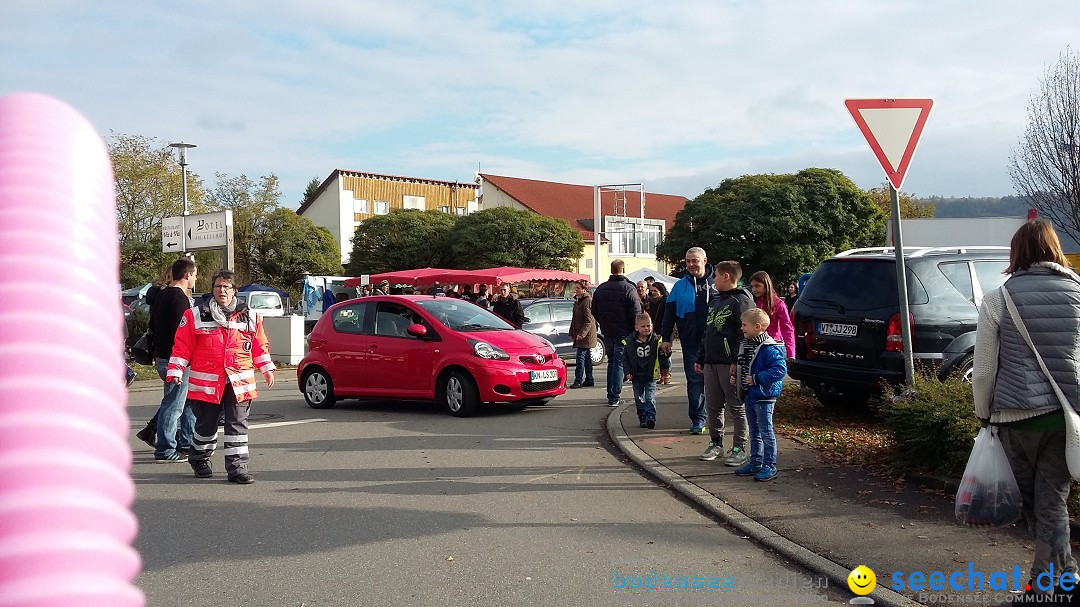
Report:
440,370,479,417
590,339,606,365
943,354,974,383
302,368,337,409
814,385,870,409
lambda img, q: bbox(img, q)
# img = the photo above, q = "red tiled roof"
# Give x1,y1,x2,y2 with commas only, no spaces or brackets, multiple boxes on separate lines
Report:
479,174,688,242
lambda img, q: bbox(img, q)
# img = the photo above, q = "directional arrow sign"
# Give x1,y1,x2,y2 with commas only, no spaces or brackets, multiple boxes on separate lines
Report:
161,215,184,253
845,98,933,191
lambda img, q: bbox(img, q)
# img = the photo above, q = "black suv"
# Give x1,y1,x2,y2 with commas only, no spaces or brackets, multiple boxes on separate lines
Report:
520,298,607,364
788,246,1010,407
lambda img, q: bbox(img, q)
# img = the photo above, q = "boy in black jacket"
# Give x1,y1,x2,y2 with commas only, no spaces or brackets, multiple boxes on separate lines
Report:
693,261,754,464
622,314,670,429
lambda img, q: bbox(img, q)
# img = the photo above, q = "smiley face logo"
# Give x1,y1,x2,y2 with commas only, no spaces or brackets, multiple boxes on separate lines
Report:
847,565,876,596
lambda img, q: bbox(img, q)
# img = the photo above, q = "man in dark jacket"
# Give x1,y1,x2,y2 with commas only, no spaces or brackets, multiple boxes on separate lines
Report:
568,281,597,388
149,258,198,462
493,283,526,328
693,260,753,464
591,259,642,406
660,247,719,434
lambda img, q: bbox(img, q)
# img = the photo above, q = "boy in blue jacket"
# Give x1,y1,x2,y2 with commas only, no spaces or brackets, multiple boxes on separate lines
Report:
731,308,787,482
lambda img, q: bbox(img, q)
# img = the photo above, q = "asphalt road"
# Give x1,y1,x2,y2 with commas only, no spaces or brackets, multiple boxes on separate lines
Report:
128,362,853,607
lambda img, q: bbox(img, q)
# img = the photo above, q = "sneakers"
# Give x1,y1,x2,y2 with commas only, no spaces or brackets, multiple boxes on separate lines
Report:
608,400,622,407
154,451,186,463
569,382,583,389
191,459,213,478
724,446,748,467
639,421,648,428
734,462,761,476
581,381,595,387
646,419,655,429
689,426,705,435
135,423,156,449
754,466,777,482
228,472,255,485
699,442,724,461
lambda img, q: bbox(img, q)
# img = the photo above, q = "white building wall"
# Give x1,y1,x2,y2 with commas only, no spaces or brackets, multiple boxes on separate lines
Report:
300,176,352,263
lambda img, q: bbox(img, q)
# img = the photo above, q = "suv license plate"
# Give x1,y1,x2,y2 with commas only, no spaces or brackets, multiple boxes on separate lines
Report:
530,369,558,382
818,323,858,337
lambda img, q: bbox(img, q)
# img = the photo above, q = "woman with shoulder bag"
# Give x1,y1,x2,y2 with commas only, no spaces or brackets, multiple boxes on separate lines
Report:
973,219,1080,599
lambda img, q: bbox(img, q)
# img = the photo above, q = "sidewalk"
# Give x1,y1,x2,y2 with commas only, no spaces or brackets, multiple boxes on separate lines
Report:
607,383,1039,607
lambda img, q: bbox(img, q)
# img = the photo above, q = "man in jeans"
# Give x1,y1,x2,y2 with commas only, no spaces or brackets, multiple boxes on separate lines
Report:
591,259,642,407
150,258,198,462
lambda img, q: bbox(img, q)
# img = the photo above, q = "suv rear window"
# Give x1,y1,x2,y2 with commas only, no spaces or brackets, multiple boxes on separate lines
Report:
800,259,927,310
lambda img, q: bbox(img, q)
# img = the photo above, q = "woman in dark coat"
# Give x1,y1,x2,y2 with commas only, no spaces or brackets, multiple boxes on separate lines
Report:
648,282,672,384
568,282,597,388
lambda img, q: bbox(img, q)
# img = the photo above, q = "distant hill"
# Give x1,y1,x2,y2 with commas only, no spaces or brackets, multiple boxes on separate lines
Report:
924,195,1031,218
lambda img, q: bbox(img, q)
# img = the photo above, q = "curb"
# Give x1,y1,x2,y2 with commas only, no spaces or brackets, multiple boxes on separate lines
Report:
606,405,919,607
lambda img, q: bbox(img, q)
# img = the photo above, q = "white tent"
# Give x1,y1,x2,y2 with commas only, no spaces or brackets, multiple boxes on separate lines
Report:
625,268,678,289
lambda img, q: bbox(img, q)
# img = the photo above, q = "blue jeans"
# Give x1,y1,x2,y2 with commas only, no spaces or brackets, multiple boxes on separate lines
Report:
746,398,776,468
154,357,194,458
605,335,626,405
574,347,594,384
632,376,657,422
682,350,706,429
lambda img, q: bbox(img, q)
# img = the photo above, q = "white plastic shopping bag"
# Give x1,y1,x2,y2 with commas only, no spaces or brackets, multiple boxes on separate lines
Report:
955,426,1022,528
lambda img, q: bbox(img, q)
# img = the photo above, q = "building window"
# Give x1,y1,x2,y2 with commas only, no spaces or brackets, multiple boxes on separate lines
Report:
585,259,593,269
455,207,467,216
353,198,368,214
403,195,425,210
374,200,389,215
438,205,450,213
606,217,665,256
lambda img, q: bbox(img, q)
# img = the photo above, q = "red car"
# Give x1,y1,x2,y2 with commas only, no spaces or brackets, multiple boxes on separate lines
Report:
298,295,567,416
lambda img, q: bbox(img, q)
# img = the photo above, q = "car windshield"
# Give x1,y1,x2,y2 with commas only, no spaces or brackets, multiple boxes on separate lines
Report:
416,299,513,331
248,293,282,310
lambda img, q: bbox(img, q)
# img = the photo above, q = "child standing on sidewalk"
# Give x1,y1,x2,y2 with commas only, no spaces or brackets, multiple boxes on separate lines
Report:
732,308,787,482
622,313,669,429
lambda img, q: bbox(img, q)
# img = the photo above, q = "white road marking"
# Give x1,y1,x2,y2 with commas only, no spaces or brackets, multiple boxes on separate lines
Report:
249,418,328,430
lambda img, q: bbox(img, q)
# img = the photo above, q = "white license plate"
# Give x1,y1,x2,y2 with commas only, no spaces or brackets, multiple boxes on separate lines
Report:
818,322,858,337
530,369,558,382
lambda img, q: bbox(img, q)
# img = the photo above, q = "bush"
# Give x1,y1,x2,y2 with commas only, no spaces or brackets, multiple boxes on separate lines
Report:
879,374,980,478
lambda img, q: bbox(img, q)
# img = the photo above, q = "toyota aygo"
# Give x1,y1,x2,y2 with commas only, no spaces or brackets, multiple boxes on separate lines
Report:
298,295,567,416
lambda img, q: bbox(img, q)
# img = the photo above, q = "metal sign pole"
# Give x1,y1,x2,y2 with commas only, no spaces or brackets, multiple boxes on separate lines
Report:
891,184,915,385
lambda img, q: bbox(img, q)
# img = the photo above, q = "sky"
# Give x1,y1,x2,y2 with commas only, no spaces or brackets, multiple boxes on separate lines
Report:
2,1,1078,208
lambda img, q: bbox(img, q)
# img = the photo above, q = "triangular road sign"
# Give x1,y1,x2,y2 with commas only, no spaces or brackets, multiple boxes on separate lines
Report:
845,98,933,191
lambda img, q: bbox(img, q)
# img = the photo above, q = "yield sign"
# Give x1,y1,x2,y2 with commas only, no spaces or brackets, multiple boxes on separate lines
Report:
845,98,933,190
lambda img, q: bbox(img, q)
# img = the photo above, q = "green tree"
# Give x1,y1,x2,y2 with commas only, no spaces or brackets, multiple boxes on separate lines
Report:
254,208,343,289
302,176,322,206
866,183,935,218
347,209,458,274
657,168,885,281
111,133,204,244
1009,47,1080,243
204,173,282,284
448,206,585,270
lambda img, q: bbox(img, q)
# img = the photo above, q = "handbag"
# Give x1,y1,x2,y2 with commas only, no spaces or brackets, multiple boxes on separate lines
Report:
131,330,155,366
1001,286,1080,480
955,426,1023,527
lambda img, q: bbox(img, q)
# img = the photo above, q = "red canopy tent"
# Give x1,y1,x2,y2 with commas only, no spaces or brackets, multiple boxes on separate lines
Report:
342,266,589,288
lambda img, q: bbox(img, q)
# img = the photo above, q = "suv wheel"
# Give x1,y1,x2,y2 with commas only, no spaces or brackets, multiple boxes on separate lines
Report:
944,354,974,383
814,386,870,409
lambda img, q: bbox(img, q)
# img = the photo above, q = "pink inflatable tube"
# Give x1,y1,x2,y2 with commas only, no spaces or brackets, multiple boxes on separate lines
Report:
0,93,143,606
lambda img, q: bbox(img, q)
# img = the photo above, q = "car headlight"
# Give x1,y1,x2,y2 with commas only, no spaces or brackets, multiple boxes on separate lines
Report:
469,339,510,360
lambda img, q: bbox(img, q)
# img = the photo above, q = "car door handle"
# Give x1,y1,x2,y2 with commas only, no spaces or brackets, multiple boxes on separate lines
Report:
368,344,378,350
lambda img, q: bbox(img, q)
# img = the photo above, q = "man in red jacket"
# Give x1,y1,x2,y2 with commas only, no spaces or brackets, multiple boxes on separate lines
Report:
167,269,275,484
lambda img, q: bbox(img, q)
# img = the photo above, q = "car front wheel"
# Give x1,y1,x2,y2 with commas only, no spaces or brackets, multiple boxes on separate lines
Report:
439,370,479,417
590,339,606,365
302,368,337,409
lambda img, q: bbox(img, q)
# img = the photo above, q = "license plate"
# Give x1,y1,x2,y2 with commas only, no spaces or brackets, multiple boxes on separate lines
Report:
818,322,858,337
530,369,558,382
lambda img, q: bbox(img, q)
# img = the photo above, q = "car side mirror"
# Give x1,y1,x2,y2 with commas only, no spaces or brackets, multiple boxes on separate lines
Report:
523,316,531,323
407,323,428,338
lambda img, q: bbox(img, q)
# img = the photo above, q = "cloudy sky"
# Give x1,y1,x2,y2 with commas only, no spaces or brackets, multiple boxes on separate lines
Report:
2,2,1077,207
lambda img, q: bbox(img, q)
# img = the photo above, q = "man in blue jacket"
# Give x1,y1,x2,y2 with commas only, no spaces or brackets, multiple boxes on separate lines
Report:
660,247,718,434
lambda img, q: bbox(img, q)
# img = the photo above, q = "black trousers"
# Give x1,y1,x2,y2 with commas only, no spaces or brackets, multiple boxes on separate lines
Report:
187,385,251,476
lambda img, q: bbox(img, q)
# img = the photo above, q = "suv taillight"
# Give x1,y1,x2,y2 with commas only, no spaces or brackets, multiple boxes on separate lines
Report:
885,312,912,352
797,317,815,358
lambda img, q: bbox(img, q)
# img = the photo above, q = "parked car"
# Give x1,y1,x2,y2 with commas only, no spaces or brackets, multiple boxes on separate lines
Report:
788,246,1010,407
298,295,567,416
520,298,606,364
236,290,286,317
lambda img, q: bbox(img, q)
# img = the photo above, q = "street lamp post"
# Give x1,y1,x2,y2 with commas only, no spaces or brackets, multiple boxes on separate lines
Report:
169,142,196,253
